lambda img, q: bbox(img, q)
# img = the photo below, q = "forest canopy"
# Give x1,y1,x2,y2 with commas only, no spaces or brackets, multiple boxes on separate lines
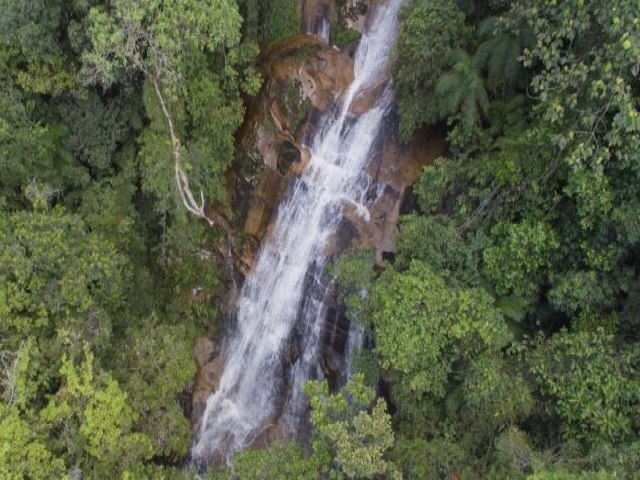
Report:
1,0,639,479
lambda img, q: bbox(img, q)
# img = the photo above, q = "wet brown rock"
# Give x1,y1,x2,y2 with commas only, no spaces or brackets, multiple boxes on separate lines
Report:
303,47,355,110
372,127,446,191
262,36,354,113
244,168,285,240
235,36,355,268
194,337,215,375
253,125,280,170
348,82,387,115
292,144,312,174
248,421,286,450
301,0,335,37
345,0,374,33
367,127,446,260
191,337,224,423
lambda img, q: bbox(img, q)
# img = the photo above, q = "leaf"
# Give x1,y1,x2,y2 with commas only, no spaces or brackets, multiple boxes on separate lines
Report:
496,295,526,322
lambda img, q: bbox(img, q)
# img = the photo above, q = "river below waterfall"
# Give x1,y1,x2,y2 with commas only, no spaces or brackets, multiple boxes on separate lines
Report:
191,0,405,464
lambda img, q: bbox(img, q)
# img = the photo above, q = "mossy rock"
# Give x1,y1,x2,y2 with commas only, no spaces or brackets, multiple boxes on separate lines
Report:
273,79,312,134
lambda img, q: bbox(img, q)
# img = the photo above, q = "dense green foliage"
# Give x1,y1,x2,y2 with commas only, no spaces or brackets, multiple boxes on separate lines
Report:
0,0,261,477
393,0,468,140
240,0,301,44
330,0,640,477
2,0,639,478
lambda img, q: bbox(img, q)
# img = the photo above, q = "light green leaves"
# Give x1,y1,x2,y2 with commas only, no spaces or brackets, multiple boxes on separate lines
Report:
372,261,510,399
0,207,129,355
483,220,558,301
0,403,65,480
41,348,154,476
306,374,400,479
83,0,242,91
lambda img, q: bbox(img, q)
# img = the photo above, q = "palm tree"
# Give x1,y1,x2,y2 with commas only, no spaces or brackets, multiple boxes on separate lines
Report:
435,49,489,128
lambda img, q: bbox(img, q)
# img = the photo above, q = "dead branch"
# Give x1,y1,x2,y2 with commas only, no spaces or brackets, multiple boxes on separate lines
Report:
149,75,239,266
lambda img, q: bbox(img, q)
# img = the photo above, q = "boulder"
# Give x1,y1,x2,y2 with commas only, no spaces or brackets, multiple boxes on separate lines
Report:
191,337,224,423
365,127,446,261
247,421,286,450
344,0,372,33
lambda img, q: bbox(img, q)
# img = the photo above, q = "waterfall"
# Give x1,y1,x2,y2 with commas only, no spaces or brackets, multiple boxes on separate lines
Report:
344,323,364,380
317,17,330,42
303,2,331,41
191,0,405,463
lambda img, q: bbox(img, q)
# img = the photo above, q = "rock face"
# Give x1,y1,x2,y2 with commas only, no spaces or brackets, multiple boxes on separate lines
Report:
191,337,224,425
236,35,355,268
191,0,445,446
365,126,446,260
301,0,334,37
344,0,374,33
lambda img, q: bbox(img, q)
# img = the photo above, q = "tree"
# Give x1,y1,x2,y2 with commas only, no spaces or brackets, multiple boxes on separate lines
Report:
306,374,400,479
0,0,76,94
113,319,196,460
395,214,480,287
51,88,144,178
0,202,129,362
82,0,259,243
526,470,614,480
0,402,65,480
392,436,467,480
262,0,300,43
371,261,510,401
473,16,534,93
486,427,541,479
435,49,489,129
462,354,534,430
40,348,154,477
526,329,639,445
354,0,640,476
0,75,87,205
483,220,558,303
392,0,468,140
215,441,318,480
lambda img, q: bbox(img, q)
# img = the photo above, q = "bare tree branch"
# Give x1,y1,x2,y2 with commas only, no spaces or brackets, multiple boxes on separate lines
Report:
0,342,24,405
149,75,238,266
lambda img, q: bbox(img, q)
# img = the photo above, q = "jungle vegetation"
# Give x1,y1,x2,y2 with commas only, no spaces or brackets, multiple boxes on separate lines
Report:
0,0,638,479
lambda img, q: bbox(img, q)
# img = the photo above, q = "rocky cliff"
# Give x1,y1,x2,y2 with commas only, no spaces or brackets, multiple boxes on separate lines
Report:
191,0,444,437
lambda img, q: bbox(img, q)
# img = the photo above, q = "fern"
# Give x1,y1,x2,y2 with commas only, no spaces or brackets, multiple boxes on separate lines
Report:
474,16,534,91
435,50,488,127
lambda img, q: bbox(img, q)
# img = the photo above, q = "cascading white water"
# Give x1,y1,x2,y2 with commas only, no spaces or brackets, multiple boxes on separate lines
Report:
304,4,330,41
344,324,364,380
317,17,330,42
191,0,405,463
